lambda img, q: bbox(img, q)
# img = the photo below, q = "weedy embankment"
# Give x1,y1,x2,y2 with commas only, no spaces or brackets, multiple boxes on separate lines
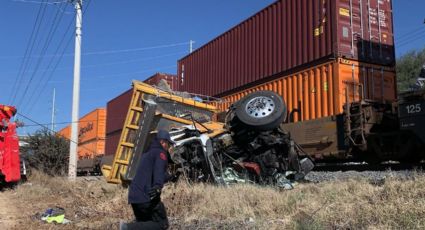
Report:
2,171,424,229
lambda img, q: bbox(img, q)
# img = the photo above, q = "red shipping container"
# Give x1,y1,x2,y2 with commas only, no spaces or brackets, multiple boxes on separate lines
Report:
105,89,132,156
106,89,132,134
105,132,121,156
177,0,395,97
143,73,178,91
104,73,177,156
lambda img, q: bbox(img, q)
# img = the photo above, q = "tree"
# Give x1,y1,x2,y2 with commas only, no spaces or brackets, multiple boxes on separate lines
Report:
21,129,70,176
396,47,425,92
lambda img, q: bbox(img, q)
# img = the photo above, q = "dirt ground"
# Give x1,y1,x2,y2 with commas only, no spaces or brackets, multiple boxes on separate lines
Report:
0,190,21,229
0,175,132,230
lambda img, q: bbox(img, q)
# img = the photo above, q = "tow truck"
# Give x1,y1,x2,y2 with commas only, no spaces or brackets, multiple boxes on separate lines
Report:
0,105,22,185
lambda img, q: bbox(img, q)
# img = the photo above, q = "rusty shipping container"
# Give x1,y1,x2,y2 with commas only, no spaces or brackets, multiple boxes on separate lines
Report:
105,89,133,156
217,58,396,122
177,0,395,97
143,73,178,91
57,108,107,159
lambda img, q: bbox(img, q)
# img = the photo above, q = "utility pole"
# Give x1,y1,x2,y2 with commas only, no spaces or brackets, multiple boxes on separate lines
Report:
69,0,82,180
189,40,194,53
51,88,56,132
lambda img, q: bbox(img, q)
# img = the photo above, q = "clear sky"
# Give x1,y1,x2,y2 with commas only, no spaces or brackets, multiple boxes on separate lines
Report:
0,0,424,134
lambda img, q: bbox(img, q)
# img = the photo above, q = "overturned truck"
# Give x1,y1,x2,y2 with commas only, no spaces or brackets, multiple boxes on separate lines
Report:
102,81,314,187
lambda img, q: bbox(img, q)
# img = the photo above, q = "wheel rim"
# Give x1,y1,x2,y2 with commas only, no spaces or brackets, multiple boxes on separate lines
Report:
245,96,275,118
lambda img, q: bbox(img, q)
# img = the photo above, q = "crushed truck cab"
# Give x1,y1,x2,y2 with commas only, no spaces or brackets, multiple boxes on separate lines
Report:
102,81,313,187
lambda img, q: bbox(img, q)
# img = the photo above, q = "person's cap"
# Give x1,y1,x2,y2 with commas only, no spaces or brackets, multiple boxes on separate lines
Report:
157,130,175,145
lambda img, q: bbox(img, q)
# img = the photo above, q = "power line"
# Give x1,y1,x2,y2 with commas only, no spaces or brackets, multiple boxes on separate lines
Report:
396,29,425,44
12,0,50,104
24,0,92,115
17,0,68,108
15,1,68,108
24,32,73,114
21,2,75,112
17,112,99,155
83,64,177,79
9,0,48,104
11,0,68,4
395,25,425,40
0,51,185,76
21,116,129,127
0,42,191,59
26,64,176,112
80,42,190,56
397,30,425,48
78,51,186,69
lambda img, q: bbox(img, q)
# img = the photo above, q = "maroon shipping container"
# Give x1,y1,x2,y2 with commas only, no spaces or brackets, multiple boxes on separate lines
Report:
105,89,132,155
105,132,121,156
143,73,178,91
177,0,395,97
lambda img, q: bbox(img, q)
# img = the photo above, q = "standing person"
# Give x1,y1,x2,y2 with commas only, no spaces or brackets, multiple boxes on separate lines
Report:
120,130,175,230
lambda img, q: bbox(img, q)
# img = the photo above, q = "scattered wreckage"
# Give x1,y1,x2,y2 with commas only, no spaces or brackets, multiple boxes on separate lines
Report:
102,81,314,188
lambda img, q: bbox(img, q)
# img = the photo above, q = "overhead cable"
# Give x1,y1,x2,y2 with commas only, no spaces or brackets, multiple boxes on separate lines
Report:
17,112,99,154
9,0,48,104
24,0,92,115
12,0,67,4
15,1,68,108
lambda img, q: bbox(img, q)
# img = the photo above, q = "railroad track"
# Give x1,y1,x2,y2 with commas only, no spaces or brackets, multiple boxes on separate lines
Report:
305,162,425,183
313,162,425,172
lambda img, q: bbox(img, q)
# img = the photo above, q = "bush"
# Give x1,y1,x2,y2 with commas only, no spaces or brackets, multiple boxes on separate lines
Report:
396,47,425,92
21,129,70,176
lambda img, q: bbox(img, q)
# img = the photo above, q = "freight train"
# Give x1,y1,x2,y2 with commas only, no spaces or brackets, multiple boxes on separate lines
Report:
59,0,425,175
172,0,425,163
60,74,425,176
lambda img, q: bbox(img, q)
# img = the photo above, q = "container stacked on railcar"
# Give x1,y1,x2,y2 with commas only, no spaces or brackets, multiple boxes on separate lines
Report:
57,108,107,159
177,0,395,101
217,58,396,121
175,0,403,162
104,89,132,157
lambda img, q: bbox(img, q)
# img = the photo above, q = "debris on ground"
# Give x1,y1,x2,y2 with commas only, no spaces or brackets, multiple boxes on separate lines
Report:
36,207,70,224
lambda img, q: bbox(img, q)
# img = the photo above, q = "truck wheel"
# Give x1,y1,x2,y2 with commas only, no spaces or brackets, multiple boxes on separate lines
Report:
234,91,286,131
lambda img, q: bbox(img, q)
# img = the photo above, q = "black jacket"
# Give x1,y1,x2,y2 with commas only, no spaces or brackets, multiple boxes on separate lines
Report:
128,138,169,204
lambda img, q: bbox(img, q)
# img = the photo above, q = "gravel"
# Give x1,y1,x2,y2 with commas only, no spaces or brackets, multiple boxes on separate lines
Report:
304,169,425,183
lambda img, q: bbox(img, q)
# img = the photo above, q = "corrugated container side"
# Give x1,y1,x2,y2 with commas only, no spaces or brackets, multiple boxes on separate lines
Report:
105,89,133,156
106,89,132,134
105,131,120,156
78,139,105,159
177,0,394,97
217,58,396,122
57,109,106,158
57,126,70,140
143,73,178,91
78,108,106,144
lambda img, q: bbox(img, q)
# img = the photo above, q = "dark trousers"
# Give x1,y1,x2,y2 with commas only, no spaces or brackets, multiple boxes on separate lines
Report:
126,201,169,230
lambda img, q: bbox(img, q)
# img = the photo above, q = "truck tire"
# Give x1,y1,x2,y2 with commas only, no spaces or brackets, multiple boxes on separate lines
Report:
234,91,286,131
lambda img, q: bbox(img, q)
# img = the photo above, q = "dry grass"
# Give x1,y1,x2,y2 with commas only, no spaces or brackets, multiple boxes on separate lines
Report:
163,176,425,229
6,171,133,229
3,171,425,229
